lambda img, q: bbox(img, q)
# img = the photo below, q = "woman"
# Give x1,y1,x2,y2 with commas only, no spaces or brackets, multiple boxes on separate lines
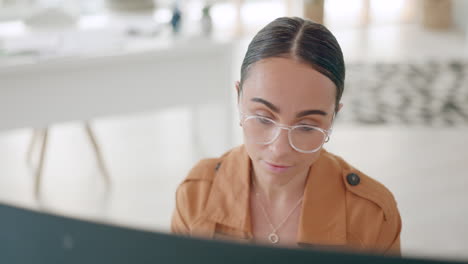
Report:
171,17,401,256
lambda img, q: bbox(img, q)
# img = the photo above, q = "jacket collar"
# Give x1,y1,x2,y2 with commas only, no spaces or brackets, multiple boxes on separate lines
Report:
202,145,347,246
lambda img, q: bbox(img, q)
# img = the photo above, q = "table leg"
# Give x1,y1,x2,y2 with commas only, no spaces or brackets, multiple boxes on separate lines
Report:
84,122,111,188
35,128,49,199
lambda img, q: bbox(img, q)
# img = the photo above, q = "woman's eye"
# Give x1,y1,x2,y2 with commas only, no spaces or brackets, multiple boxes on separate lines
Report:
298,121,319,127
298,126,318,132
256,117,274,125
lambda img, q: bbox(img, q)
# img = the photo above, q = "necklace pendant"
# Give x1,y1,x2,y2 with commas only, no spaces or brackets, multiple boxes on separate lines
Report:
268,233,279,244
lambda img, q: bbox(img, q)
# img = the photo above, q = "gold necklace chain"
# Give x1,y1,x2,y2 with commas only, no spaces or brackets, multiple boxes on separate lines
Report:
252,178,304,244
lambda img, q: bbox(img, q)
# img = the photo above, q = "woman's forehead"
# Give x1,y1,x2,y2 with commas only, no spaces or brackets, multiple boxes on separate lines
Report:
242,57,336,112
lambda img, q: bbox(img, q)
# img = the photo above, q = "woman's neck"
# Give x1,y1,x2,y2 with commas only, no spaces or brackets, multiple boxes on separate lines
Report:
251,166,309,206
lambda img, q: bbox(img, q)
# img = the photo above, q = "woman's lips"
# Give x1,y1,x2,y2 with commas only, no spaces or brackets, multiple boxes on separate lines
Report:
262,160,292,173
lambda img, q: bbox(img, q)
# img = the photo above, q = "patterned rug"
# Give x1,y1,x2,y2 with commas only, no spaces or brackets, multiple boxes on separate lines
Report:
338,61,468,126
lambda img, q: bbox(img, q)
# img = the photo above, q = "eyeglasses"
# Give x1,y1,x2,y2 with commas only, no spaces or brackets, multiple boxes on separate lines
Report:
240,113,332,153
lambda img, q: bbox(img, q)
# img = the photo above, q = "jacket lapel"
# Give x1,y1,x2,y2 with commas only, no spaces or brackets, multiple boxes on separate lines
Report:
201,146,252,237
297,149,347,246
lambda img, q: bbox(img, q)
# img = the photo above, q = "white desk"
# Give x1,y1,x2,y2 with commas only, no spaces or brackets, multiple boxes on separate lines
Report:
0,36,236,150
0,31,237,199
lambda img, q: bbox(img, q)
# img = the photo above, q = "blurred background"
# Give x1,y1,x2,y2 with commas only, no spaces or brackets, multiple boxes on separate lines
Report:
0,0,467,261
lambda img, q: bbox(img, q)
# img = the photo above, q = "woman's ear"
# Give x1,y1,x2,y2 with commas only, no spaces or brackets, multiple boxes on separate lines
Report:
235,81,241,103
235,81,243,126
336,102,343,113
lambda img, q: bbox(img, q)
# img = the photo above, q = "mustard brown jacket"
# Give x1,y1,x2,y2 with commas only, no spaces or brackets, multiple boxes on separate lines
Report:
171,145,402,256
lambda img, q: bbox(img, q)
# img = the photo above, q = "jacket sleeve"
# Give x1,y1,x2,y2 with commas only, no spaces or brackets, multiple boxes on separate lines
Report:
378,208,402,256
170,158,218,236
170,186,190,235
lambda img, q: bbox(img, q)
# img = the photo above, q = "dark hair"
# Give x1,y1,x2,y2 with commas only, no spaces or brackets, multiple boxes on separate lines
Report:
239,17,345,113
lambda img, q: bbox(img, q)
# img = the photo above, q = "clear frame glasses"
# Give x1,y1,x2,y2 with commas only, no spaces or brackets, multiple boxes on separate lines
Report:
240,112,333,153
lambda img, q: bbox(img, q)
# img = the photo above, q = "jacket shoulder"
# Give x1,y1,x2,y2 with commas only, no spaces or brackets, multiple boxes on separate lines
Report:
324,151,398,220
176,148,234,210
322,151,401,254
184,158,222,182
172,147,242,235
173,158,222,231
183,146,235,183
176,157,222,209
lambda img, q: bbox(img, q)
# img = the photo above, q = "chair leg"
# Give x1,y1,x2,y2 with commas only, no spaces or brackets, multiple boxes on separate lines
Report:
26,129,41,165
35,128,49,199
84,122,111,187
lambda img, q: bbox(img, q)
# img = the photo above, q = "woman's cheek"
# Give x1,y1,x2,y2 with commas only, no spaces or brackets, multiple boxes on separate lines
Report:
293,152,315,169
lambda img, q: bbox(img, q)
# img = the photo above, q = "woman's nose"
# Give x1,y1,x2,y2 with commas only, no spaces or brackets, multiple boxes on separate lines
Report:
268,128,294,155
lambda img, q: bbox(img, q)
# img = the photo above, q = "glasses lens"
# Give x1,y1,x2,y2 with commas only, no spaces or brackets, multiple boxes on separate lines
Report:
243,116,278,145
290,126,326,152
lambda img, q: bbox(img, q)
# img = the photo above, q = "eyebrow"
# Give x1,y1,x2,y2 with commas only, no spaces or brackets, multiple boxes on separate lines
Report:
251,97,328,117
296,109,328,118
251,97,280,113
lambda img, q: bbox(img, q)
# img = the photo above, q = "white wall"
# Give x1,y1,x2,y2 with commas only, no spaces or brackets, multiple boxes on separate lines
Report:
453,0,468,32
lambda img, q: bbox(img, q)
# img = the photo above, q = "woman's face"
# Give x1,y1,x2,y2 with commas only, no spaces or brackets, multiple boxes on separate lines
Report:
238,57,340,186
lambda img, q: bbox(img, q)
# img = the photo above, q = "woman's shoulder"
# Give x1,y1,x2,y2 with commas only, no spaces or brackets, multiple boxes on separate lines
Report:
175,158,220,204
320,150,401,254
185,158,222,182
321,150,399,222
180,145,242,183
172,148,238,234
175,148,235,209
